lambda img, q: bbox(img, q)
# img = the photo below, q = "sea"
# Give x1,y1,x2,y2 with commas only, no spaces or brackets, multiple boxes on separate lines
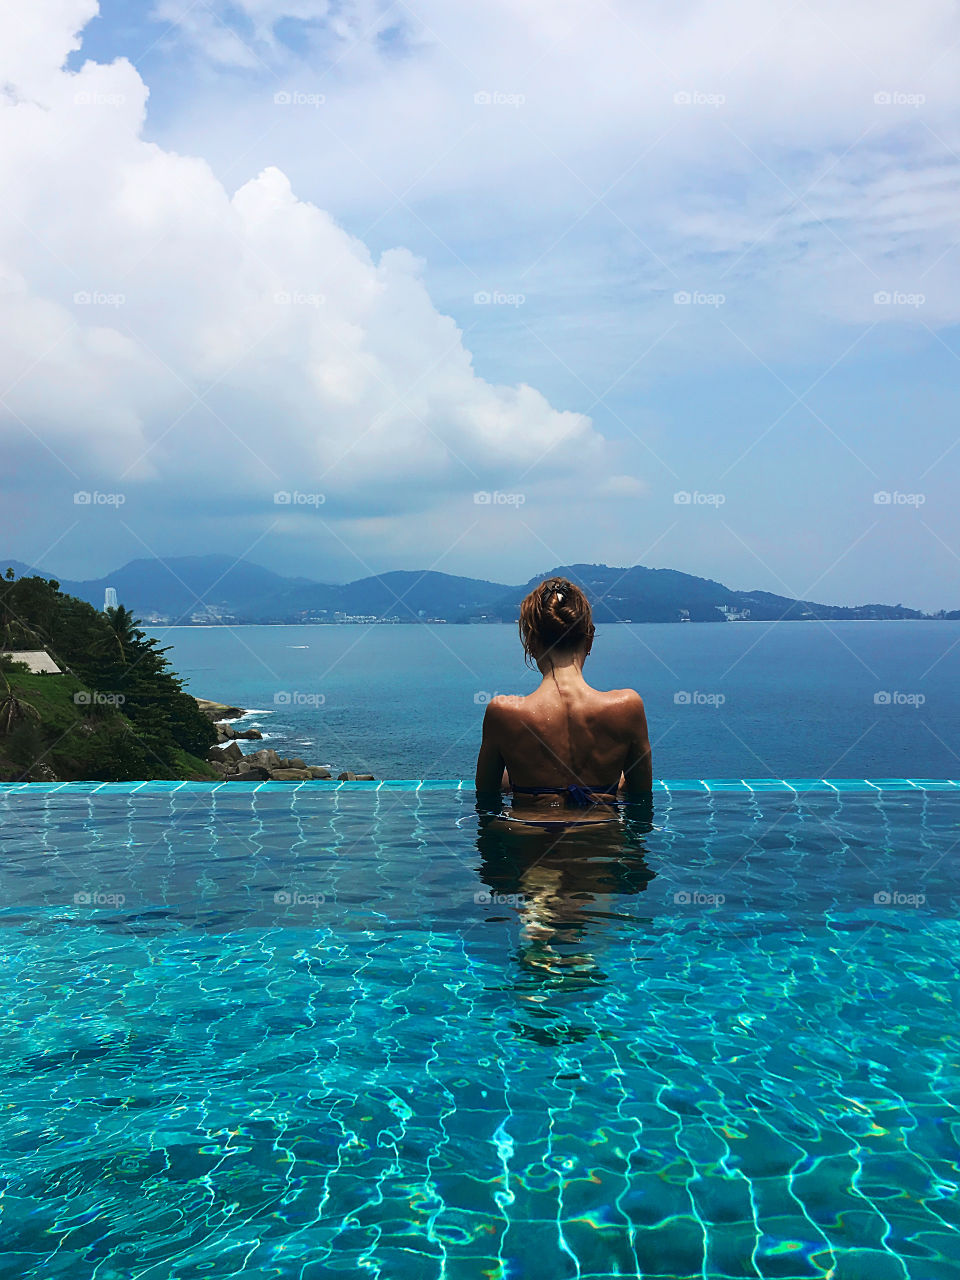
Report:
148,620,960,780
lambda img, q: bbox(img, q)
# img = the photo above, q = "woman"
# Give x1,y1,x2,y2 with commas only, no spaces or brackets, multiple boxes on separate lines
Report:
475,576,652,826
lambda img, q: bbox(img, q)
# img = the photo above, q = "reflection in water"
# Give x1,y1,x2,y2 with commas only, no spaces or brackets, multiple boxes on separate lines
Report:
474,799,657,1045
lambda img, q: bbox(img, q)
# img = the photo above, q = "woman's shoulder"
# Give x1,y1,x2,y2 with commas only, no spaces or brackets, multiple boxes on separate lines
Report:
592,684,643,702
483,692,528,716
595,686,645,714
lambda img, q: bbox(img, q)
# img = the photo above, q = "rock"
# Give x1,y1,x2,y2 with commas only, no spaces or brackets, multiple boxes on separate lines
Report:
216,723,239,741
246,748,281,770
195,698,245,722
210,741,243,764
269,768,312,781
235,728,262,740
290,757,308,770
208,760,228,774
309,766,332,780
229,764,271,781
337,771,357,781
355,774,376,781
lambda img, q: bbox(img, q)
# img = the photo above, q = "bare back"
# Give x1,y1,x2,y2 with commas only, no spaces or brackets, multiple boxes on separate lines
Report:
476,672,652,805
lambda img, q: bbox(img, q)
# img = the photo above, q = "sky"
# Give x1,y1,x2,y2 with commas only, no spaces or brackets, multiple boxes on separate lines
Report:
1,0,959,607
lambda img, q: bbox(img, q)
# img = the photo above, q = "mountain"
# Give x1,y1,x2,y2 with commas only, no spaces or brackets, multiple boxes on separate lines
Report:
1,556,943,623
478,565,930,624
44,556,317,621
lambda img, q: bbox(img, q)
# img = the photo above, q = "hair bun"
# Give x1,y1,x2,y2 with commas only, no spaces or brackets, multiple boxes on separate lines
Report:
520,577,595,663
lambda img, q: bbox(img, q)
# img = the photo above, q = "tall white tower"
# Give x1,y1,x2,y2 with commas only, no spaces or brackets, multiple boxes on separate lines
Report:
104,587,118,611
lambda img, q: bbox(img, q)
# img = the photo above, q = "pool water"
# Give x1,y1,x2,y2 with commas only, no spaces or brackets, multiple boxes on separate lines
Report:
1,781,958,1280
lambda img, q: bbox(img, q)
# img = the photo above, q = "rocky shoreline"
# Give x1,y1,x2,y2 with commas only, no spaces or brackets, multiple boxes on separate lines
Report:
195,698,375,783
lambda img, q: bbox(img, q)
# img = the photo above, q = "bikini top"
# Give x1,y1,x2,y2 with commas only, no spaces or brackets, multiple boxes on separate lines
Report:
510,783,620,808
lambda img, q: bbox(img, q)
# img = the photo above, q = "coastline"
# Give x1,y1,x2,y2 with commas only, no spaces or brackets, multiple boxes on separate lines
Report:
194,697,374,784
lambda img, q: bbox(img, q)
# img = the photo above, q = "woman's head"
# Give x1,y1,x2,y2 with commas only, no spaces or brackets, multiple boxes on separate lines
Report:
518,577,595,666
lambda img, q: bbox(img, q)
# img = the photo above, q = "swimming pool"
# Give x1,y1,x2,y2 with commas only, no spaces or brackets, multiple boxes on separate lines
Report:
1,780,958,1279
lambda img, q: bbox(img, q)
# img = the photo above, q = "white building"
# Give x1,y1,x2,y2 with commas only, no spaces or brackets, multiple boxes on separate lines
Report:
104,587,118,610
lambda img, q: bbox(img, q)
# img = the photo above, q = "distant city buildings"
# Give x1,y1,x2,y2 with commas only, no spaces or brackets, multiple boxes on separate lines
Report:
104,586,117,610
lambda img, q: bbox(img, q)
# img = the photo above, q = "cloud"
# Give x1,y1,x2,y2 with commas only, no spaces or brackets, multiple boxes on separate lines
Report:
0,0,602,527
151,0,960,339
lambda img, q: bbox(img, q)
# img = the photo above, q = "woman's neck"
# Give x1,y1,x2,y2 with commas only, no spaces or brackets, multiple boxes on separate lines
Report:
536,651,587,689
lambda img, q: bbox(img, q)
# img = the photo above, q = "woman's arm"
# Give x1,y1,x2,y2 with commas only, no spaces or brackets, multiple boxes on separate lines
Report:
475,701,507,793
619,694,653,796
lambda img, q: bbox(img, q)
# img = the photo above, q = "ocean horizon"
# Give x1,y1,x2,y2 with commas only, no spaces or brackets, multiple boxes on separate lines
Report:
151,619,960,781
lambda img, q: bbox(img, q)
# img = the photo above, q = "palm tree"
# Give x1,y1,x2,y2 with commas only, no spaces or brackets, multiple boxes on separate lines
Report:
104,604,139,665
0,668,40,735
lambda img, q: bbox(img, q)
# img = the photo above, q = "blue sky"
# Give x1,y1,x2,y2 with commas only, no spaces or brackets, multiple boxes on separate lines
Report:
2,0,959,607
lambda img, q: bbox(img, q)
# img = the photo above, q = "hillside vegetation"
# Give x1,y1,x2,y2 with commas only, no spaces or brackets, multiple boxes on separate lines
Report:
0,569,217,782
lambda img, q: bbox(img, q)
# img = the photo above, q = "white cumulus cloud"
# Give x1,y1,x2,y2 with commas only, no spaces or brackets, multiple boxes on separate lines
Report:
0,0,601,524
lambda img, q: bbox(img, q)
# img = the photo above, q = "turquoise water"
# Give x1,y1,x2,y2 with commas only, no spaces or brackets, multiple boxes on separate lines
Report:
148,621,960,779
1,782,959,1278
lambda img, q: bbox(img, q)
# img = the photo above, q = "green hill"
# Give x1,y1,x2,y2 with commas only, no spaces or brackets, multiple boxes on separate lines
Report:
0,568,218,782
